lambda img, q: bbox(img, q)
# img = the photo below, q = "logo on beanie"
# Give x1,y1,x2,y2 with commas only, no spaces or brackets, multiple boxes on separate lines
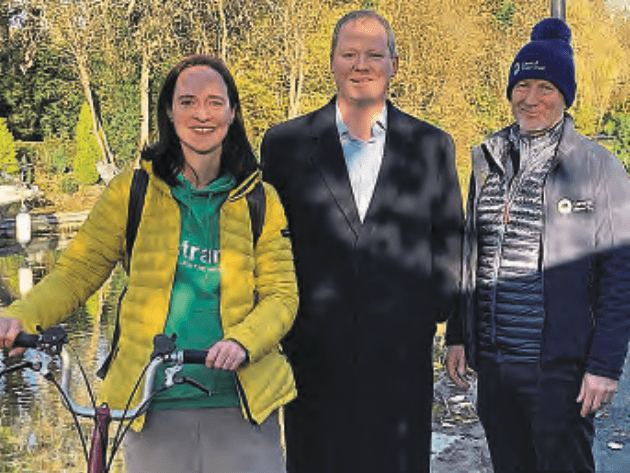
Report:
513,63,520,76
514,60,546,77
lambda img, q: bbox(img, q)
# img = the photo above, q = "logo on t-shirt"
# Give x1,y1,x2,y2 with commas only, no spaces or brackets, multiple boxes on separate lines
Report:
179,240,220,271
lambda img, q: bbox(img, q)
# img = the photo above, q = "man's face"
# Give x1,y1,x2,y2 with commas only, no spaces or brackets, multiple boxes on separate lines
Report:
511,79,566,135
331,17,398,108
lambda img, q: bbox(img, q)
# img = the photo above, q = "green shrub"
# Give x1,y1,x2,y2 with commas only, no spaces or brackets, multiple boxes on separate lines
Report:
61,175,79,194
603,114,630,174
51,147,68,173
0,117,19,176
73,103,100,185
30,136,74,178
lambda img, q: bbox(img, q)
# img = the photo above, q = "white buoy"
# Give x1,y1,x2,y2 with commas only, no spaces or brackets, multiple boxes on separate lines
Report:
16,204,31,245
18,259,33,295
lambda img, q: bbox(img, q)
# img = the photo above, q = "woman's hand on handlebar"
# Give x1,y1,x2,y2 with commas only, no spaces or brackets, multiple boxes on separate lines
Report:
0,317,25,356
205,340,247,371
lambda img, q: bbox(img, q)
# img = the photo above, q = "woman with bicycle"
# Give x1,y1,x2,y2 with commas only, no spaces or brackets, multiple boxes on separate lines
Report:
0,54,298,472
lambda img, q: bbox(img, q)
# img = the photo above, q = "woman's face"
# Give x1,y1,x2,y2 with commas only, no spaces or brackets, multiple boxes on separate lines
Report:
168,65,235,164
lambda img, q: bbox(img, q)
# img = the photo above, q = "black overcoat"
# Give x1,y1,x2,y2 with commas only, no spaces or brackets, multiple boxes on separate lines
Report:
261,98,463,473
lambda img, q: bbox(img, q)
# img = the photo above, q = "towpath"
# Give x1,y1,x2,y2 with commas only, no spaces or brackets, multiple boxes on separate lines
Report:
430,347,630,473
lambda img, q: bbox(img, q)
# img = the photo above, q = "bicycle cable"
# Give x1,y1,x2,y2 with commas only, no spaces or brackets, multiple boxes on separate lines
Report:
67,342,98,412
107,360,154,470
47,372,91,464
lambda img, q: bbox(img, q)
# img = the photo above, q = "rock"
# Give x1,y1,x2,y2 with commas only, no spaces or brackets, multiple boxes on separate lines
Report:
96,161,120,184
607,441,624,450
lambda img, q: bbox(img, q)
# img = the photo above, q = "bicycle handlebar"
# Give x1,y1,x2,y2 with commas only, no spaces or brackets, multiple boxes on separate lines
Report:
60,348,209,421
182,349,208,365
7,328,212,473
14,326,68,355
12,328,210,421
13,332,38,348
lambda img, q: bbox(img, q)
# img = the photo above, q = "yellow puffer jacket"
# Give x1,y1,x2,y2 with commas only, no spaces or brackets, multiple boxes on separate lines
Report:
5,161,298,430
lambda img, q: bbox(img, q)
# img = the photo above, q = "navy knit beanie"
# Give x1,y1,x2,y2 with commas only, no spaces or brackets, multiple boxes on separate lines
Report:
507,18,576,107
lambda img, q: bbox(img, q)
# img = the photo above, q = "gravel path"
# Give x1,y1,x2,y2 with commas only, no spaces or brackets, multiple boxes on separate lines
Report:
430,346,630,473
430,375,492,473
592,347,630,472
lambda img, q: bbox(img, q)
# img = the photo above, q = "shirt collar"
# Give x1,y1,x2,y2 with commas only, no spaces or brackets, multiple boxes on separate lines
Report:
335,102,388,142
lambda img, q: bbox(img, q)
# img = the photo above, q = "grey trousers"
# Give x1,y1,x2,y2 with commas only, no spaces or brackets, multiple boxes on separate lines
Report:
123,407,285,473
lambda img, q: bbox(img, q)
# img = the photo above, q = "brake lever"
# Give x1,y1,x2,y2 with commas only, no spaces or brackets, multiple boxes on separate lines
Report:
35,325,69,356
179,376,212,396
163,364,182,388
160,364,212,396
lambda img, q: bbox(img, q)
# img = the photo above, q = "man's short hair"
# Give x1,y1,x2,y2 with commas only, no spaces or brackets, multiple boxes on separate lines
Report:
330,10,396,61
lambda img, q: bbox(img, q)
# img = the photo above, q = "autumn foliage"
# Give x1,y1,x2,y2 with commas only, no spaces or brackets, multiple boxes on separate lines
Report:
1,0,629,189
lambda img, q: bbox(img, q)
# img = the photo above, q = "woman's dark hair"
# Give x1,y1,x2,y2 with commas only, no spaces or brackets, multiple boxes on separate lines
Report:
141,54,259,186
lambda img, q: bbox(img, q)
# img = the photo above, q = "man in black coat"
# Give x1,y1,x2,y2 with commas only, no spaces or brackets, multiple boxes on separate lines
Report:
261,10,463,473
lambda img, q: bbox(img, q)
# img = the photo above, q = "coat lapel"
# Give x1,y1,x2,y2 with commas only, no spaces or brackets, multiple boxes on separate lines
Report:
362,102,405,223
308,99,361,235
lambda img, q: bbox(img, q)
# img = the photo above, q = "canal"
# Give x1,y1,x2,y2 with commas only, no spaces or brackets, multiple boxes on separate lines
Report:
0,239,127,472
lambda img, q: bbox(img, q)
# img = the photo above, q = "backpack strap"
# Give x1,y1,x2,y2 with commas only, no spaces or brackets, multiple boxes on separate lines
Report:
96,168,148,379
126,169,149,260
246,181,265,247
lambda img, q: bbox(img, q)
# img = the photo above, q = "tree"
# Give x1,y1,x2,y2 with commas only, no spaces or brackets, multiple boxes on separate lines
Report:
122,0,181,152
1,35,82,140
1,1,10,78
569,0,629,135
32,0,114,163
231,0,341,152
378,0,548,184
0,117,19,175
73,102,100,185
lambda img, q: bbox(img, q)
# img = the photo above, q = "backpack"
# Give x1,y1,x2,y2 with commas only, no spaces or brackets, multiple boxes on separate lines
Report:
96,169,265,379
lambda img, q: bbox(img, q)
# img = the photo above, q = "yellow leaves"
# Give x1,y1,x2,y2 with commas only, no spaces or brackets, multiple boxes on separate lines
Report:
27,0,629,176
381,0,531,183
569,0,628,133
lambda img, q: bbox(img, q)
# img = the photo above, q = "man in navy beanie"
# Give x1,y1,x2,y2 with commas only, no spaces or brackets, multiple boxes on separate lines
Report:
445,17,630,472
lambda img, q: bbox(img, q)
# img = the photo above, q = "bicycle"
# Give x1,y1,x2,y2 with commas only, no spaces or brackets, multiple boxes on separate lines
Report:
0,325,213,473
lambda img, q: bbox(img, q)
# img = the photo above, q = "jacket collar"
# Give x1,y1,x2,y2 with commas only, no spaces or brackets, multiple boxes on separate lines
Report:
139,158,261,202
476,113,577,176
555,114,579,162
139,159,171,197
308,97,362,232
228,169,262,202
307,97,399,234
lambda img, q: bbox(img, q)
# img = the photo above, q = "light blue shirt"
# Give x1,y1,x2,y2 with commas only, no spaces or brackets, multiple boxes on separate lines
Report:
336,103,388,222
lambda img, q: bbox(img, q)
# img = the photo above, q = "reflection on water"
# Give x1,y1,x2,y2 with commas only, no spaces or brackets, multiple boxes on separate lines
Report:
0,246,127,472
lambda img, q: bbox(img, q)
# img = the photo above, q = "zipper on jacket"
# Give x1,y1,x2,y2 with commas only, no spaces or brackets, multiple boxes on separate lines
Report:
233,372,258,426
490,154,532,348
488,179,513,350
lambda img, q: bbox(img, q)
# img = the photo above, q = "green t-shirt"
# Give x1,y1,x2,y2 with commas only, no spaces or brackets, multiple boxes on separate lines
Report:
151,172,240,411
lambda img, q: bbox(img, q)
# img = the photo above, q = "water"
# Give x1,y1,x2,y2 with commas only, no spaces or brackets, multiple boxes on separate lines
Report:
0,245,127,472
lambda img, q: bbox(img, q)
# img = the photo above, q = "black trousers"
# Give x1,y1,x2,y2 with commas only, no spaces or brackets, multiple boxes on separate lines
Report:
477,358,595,473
